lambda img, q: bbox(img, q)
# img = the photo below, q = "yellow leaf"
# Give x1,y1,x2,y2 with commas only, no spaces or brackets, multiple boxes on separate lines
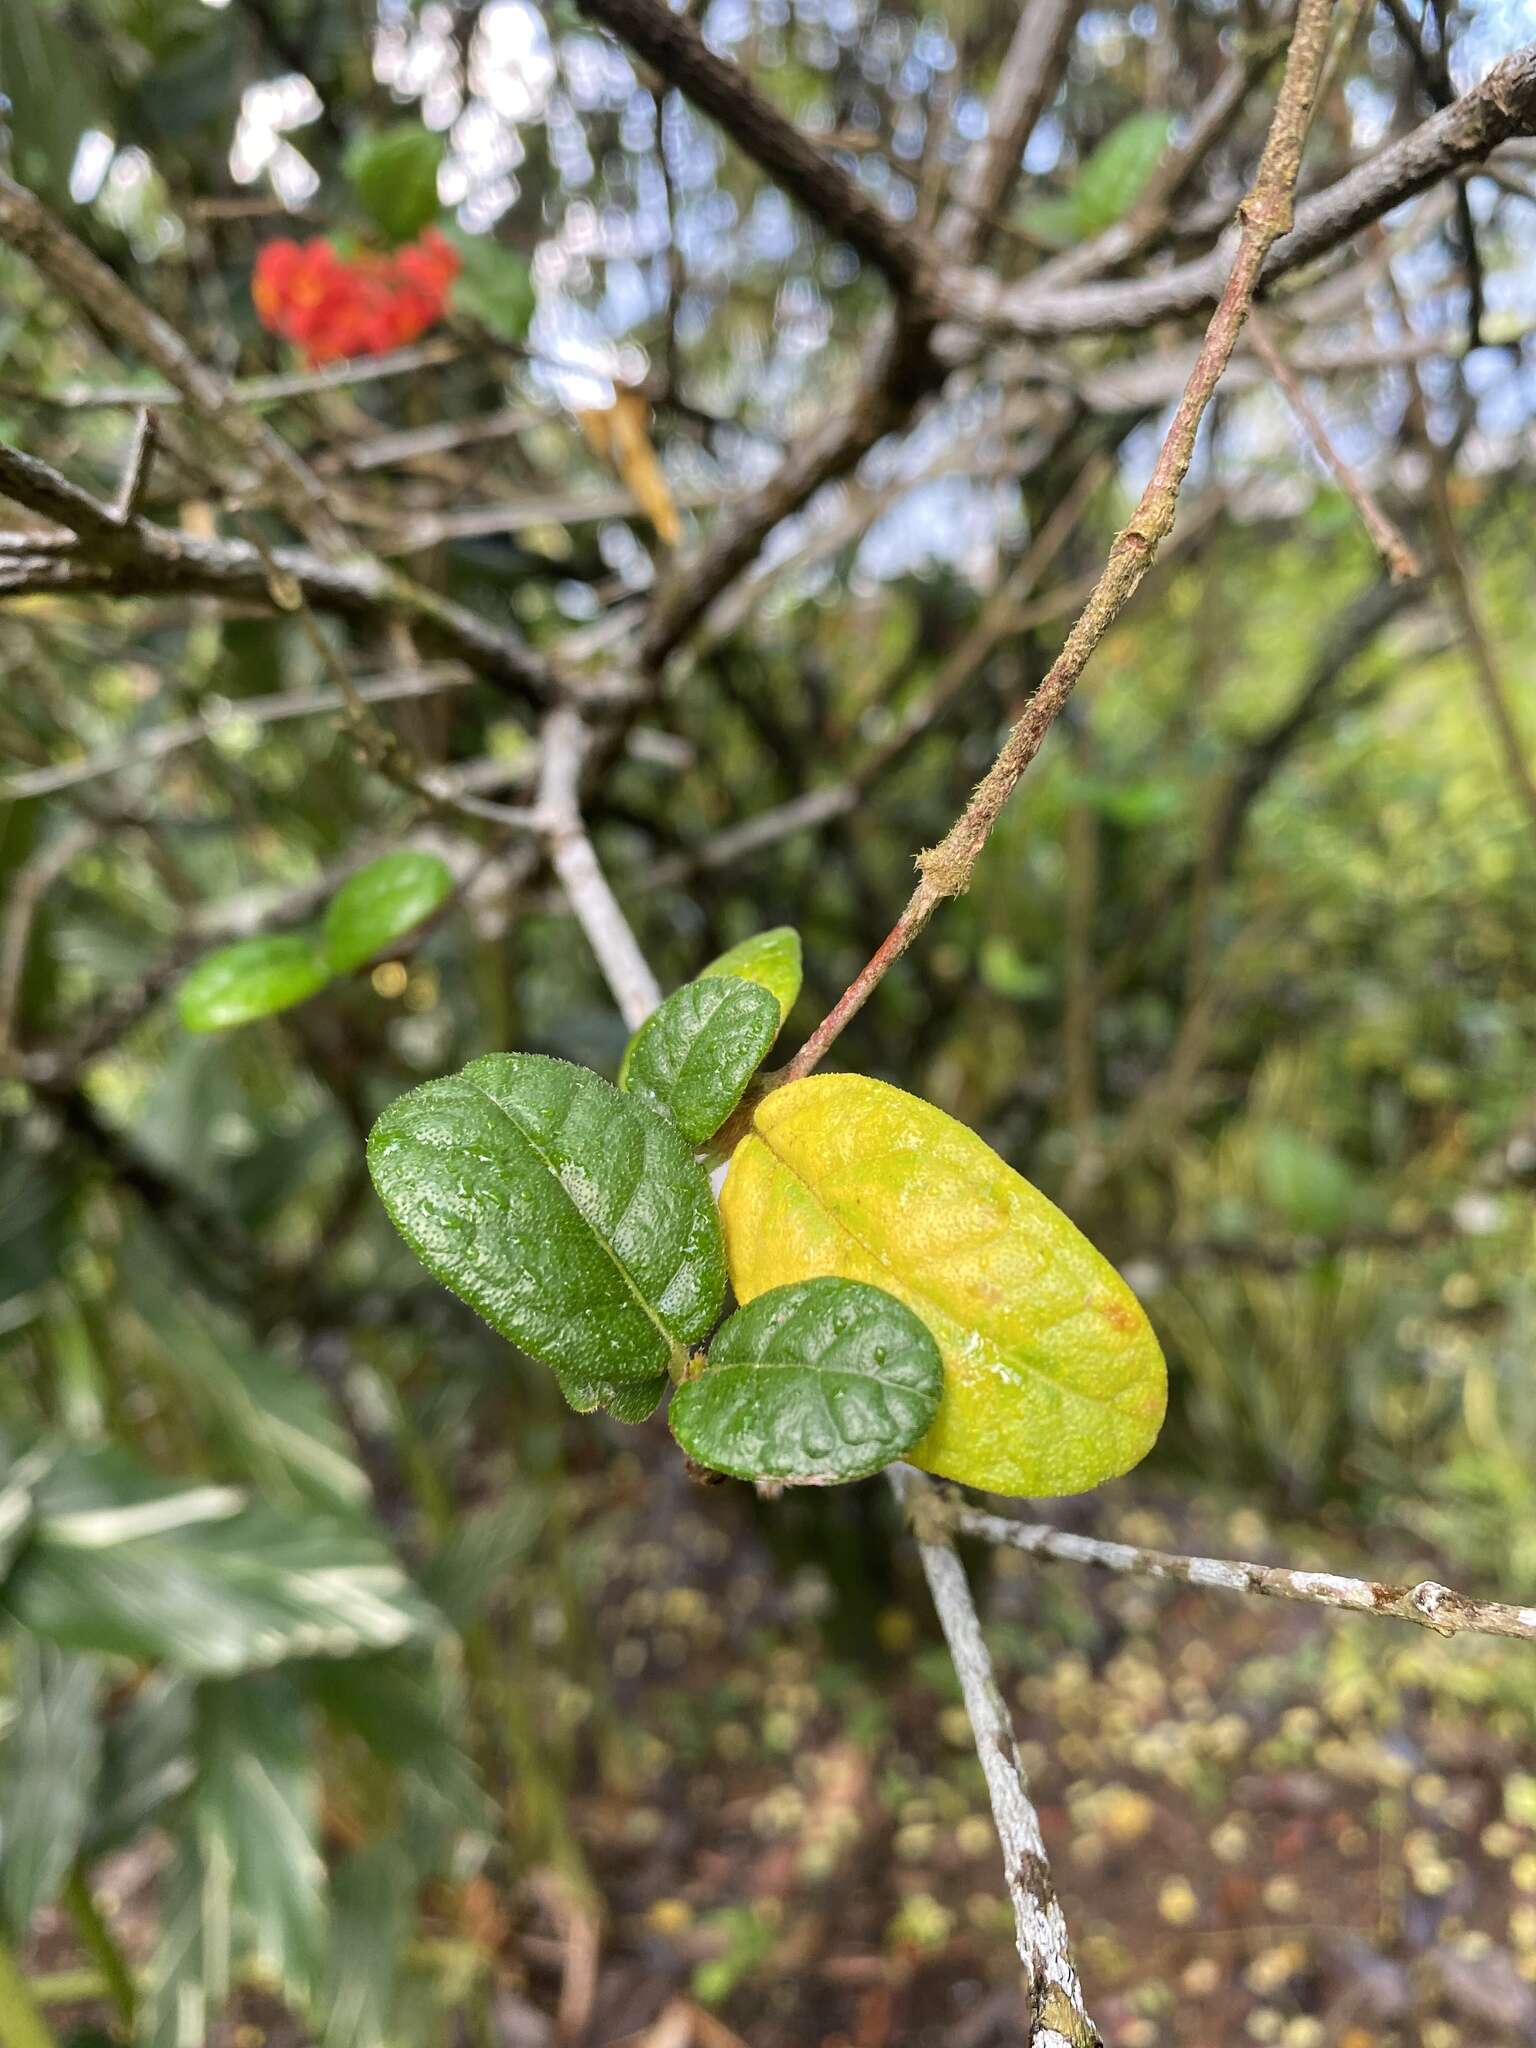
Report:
576,390,681,546
719,1074,1166,1497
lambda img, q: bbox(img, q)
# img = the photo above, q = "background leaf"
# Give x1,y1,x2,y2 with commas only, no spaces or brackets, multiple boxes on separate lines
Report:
0,1637,100,1935
195,1675,326,1996
176,934,331,1033
323,850,454,974
669,1277,942,1483
621,977,781,1141
446,226,536,342
367,1055,726,1417
343,125,443,243
720,1075,1167,1497
6,1444,439,1675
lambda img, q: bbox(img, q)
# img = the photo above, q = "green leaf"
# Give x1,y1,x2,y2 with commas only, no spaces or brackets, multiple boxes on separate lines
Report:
1022,111,1173,244
445,224,536,342
343,124,443,243
323,850,455,975
196,1676,326,1997
0,1638,100,1936
620,978,781,1142
125,1249,371,1515
367,1054,726,1418
176,934,331,1032
7,1445,439,1675
1070,111,1174,230
721,1075,1167,1497
87,1674,196,1855
698,926,803,1022
142,1814,226,2048
325,1842,412,2048
669,1278,942,1484
303,1653,482,1827
1256,1127,1356,1236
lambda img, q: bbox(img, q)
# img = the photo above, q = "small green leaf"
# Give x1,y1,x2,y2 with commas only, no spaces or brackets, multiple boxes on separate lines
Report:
176,934,331,1032
343,124,443,243
367,1054,726,1418
323,850,455,974
621,978,781,1142
1021,111,1173,245
698,926,803,1022
1069,111,1174,231
669,1278,942,1484
1257,1127,1356,1235
445,224,536,342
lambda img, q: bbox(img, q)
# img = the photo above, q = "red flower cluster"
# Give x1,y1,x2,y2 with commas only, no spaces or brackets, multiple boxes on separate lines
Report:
252,229,460,366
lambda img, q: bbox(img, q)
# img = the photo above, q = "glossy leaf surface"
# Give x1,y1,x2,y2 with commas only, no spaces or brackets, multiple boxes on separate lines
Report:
720,1075,1166,1496
368,1054,725,1417
621,977,781,1141
698,925,803,1021
324,849,454,973
177,934,331,1032
669,1277,941,1483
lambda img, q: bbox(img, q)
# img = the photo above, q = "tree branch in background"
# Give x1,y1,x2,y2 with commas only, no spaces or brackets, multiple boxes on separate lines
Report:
535,709,661,1030
1378,255,1536,838
781,0,1339,1084
1246,311,1422,580
937,0,1085,258
573,0,935,298
0,438,597,710
0,172,346,551
940,1496,1536,1646
965,44,1536,342
891,1467,1098,2048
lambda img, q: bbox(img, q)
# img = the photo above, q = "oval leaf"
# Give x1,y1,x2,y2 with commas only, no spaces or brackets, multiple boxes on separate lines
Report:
177,934,331,1032
719,1075,1166,1497
324,850,454,973
621,978,781,1142
669,1277,941,1484
368,1054,725,1418
699,925,802,1022
343,123,443,243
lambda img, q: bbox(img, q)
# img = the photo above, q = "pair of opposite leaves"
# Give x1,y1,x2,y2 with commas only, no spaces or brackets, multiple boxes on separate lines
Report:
177,849,455,1033
367,932,1166,1497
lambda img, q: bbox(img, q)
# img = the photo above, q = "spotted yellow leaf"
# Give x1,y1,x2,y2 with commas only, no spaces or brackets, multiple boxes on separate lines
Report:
719,1074,1166,1497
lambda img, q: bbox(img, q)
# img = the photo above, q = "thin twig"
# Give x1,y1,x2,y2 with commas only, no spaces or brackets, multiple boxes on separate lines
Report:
2,667,475,802
535,709,661,1031
0,171,345,551
112,408,161,523
943,1498,1536,1645
573,0,934,296
1246,310,1422,580
890,1467,1098,2048
780,0,1338,1085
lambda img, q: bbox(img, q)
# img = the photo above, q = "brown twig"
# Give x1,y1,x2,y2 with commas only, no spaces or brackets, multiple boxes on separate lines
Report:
781,0,1339,1084
1246,310,1422,580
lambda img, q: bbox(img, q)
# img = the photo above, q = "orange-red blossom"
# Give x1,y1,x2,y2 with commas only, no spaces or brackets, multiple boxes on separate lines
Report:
252,228,460,365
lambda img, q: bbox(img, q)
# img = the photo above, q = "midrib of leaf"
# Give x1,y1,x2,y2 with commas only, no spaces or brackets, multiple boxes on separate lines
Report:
748,1132,1137,1418
708,1351,926,1394
462,1074,688,1369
